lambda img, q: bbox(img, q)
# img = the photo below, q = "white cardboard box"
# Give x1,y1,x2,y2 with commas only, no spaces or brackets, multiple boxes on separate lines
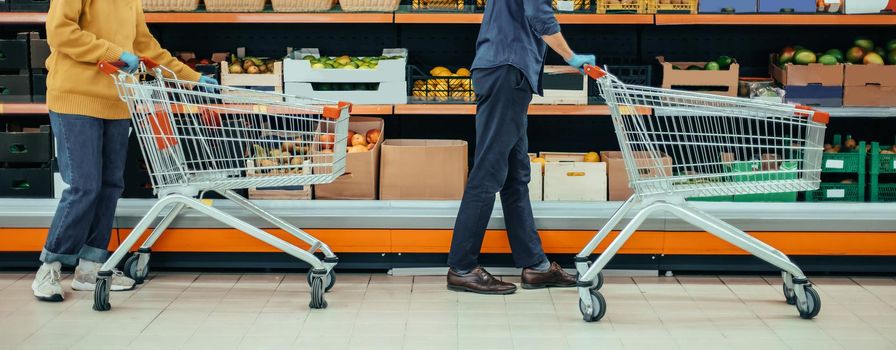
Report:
283,48,408,83
541,152,607,201
819,0,894,13
530,66,588,105
285,81,407,105
528,153,543,201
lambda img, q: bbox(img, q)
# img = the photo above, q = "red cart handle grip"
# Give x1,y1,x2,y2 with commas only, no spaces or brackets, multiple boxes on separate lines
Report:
584,64,606,80
97,57,160,75
794,104,830,125
323,101,353,119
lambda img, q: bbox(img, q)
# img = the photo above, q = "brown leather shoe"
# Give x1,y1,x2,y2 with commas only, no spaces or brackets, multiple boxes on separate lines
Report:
447,266,517,295
520,262,577,289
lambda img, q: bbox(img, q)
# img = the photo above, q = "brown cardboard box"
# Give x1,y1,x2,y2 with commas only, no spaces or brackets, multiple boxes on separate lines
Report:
658,56,740,96
843,64,896,107
601,151,673,201
315,116,384,199
769,54,845,87
844,64,896,87
380,139,468,200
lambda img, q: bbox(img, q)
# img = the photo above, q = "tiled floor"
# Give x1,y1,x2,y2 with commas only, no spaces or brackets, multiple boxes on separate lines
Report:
1,272,895,350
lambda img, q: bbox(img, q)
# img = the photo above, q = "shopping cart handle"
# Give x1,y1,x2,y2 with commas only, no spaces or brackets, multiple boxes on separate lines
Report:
97,57,160,75
794,104,830,125
323,101,353,119
583,65,607,80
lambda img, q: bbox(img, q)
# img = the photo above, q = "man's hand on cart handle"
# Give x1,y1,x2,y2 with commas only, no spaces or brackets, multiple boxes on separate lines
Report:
583,65,607,80
565,53,596,74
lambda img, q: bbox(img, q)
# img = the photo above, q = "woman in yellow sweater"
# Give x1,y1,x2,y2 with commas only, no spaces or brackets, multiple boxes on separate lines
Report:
33,0,216,302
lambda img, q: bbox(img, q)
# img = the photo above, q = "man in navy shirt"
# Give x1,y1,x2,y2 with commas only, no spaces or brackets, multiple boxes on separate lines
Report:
447,0,596,294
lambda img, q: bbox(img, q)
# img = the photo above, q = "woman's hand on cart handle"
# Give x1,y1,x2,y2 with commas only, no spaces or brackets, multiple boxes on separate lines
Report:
583,65,607,80
97,56,160,75
198,76,219,93
794,104,830,125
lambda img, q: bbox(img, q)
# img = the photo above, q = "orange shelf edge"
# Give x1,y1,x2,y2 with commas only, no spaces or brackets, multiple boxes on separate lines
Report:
393,104,626,116
3,228,896,256
0,103,393,115
143,12,394,24
395,13,653,24
656,14,896,26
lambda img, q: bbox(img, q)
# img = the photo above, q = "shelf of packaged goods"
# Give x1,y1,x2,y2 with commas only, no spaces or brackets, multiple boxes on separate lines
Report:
142,12,394,24
393,12,654,24
393,104,647,115
655,14,896,26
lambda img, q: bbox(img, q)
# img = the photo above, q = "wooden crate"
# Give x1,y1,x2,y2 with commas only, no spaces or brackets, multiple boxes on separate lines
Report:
246,159,312,200
220,60,283,101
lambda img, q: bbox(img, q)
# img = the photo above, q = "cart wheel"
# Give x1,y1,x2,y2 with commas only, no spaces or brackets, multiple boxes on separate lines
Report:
306,269,335,292
576,270,604,291
124,254,150,285
93,277,111,312
783,282,796,305
797,285,821,319
579,289,606,322
308,276,328,309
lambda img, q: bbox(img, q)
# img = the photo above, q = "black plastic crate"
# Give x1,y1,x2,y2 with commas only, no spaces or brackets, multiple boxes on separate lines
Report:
0,34,28,72
0,166,52,198
28,32,49,71
407,65,475,104
0,0,9,11
10,0,49,12
30,71,45,102
0,73,32,102
589,65,652,104
0,125,52,163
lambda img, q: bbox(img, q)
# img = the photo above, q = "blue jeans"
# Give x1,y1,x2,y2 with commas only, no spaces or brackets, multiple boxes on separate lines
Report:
41,112,130,266
448,65,547,271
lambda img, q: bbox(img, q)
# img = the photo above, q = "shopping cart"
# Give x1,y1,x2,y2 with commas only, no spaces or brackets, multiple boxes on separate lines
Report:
575,65,829,322
93,58,350,311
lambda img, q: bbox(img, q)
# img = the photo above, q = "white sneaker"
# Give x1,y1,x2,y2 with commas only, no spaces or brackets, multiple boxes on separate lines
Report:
71,260,135,292
32,262,64,302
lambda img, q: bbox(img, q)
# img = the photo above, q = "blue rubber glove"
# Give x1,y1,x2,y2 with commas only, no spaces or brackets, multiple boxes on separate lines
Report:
565,53,597,74
198,76,219,93
119,52,139,73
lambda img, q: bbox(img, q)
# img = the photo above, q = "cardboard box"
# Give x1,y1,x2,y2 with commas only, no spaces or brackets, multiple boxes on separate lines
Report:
601,151,673,201
844,64,896,87
699,0,758,13
658,56,740,96
530,66,588,105
758,0,815,12
769,54,844,87
315,117,384,199
283,48,408,83
528,153,543,201
379,139,468,200
785,85,843,107
844,86,896,107
541,152,607,201
820,0,895,13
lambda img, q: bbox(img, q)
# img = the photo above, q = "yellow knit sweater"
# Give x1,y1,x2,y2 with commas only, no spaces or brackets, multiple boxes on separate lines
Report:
45,0,201,120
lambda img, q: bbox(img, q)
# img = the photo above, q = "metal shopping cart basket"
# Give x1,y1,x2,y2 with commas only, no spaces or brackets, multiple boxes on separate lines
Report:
575,65,830,322
93,58,350,311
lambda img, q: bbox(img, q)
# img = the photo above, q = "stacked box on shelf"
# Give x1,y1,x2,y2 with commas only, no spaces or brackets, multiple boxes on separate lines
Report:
769,54,844,107
843,64,896,107
531,66,588,105
0,33,31,102
284,48,408,105
9,0,48,11
27,32,48,102
379,139,467,200
0,125,54,198
477,0,595,13
411,0,471,11
408,65,474,104
758,0,815,13
220,55,283,102
596,0,646,13
658,56,740,97
817,0,896,14
314,117,384,200
540,152,607,201
870,141,896,202
806,134,866,202
601,150,672,201
699,0,758,13
648,0,698,13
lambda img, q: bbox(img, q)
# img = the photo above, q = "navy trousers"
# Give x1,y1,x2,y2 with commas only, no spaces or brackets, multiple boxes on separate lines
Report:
448,65,547,271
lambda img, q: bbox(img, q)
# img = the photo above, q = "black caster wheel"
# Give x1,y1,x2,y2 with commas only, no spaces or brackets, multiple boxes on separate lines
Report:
124,254,149,285
576,271,604,291
308,276,328,309
783,283,796,305
93,278,111,311
797,285,821,319
306,269,335,292
578,289,607,322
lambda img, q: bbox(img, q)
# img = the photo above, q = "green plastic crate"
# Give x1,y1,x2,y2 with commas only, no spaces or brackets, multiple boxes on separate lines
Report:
870,142,896,175
871,183,896,202
806,182,864,202
821,135,866,174
686,160,799,202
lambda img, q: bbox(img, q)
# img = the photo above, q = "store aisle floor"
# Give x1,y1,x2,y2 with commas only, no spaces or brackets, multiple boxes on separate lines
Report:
0,272,894,350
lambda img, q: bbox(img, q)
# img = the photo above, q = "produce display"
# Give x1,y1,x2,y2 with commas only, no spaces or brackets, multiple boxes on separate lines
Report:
823,135,859,153
251,142,310,175
776,38,896,66
411,66,474,103
299,54,403,70
346,128,382,153
227,54,279,74
672,56,735,71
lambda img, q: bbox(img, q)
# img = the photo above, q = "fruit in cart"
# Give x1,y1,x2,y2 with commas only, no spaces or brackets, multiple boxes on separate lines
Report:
863,52,885,65
846,47,866,64
793,50,817,65
584,152,600,163
321,149,334,154
818,54,838,66
351,133,368,147
320,134,335,149
854,38,875,52
366,129,381,145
